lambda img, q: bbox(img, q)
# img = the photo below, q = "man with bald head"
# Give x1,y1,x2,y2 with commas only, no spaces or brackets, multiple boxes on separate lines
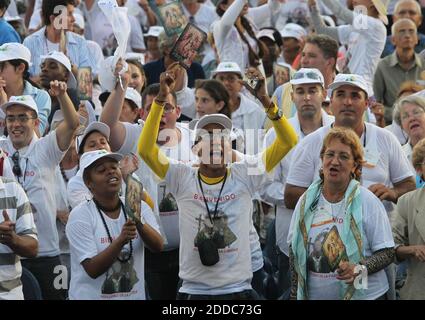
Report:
382,0,425,57
374,18,425,124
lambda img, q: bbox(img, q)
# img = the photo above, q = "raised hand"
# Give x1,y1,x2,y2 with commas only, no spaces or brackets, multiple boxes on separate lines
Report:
113,58,130,89
120,153,140,179
242,67,270,107
0,210,16,247
49,80,68,97
157,62,182,101
0,76,8,106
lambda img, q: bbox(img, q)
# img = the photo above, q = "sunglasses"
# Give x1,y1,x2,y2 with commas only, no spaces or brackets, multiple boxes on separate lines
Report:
11,151,22,177
292,72,321,81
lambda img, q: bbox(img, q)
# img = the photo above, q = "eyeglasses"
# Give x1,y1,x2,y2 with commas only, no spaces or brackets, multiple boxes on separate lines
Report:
292,72,321,81
400,108,425,121
323,151,353,162
11,151,22,177
5,115,37,123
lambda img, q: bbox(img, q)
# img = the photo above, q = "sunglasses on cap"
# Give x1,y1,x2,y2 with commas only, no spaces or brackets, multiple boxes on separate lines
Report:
292,72,321,81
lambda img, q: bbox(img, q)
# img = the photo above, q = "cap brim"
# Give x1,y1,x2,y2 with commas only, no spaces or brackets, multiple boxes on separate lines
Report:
195,115,233,139
290,79,324,86
84,153,123,172
328,81,369,96
1,101,38,115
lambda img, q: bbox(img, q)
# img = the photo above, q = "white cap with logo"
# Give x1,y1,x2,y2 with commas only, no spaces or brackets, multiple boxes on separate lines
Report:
40,51,78,89
290,68,324,87
0,43,31,65
328,74,370,97
211,61,242,77
1,95,39,115
80,149,123,177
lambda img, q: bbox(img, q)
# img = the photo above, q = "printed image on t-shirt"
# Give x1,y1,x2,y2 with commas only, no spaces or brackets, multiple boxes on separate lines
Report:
307,225,348,273
158,184,178,212
194,210,237,249
101,250,139,296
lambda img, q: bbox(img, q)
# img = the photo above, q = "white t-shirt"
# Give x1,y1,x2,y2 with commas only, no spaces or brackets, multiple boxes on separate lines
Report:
287,187,395,300
402,142,416,175
66,198,159,300
232,93,267,155
261,111,334,255
337,14,387,93
0,178,38,300
165,156,271,295
286,123,414,213
385,123,409,145
118,122,194,250
0,132,65,257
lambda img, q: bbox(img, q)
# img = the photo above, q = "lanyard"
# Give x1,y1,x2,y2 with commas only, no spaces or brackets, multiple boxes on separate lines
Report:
197,170,228,225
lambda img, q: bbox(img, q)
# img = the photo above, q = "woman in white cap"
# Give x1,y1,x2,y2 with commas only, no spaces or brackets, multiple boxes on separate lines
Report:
308,0,388,91
138,64,297,299
66,149,163,300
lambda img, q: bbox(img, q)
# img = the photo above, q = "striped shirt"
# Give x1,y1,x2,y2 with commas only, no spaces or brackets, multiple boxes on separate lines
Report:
0,177,37,300
23,27,98,76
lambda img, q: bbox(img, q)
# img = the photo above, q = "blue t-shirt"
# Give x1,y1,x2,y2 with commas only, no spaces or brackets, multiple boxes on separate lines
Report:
0,18,21,45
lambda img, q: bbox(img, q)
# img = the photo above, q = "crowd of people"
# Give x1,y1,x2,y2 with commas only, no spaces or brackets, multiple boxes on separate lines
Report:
0,0,425,301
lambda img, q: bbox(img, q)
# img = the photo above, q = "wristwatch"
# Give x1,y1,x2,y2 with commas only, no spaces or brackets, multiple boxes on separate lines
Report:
267,109,283,121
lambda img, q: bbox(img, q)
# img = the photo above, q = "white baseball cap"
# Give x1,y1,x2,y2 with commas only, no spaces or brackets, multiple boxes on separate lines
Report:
280,23,307,41
194,114,233,141
290,68,324,87
125,87,142,109
99,87,142,109
40,51,77,89
257,29,276,42
144,26,165,38
125,52,145,65
73,13,85,30
328,74,370,97
211,61,242,77
80,149,123,177
77,121,111,154
1,95,39,115
0,43,31,65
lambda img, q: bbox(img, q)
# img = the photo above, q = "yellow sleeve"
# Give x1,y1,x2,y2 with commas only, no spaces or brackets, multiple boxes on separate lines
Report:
142,190,155,211
137,100,170,179
262,103,298,173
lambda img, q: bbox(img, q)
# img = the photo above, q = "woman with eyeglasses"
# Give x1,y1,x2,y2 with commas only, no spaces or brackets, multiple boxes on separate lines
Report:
288,127,395,300
66,150,163,300
392,138,425,300
392,95,425,175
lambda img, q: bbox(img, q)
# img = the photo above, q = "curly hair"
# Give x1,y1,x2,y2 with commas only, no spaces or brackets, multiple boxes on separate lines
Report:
319,127,364,181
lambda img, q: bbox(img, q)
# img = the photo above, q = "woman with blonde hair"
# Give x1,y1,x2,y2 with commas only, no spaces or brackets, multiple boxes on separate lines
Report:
288,127,395,300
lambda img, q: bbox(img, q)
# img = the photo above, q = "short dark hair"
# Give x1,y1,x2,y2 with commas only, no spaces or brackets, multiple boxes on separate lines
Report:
141,83,177,109
305,34,338,64
0,0,11,11
42,0,75,26
5,59,30,80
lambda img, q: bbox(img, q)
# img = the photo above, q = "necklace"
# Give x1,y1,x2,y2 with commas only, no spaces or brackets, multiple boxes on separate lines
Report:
59,163,69,183
93,198,133,263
